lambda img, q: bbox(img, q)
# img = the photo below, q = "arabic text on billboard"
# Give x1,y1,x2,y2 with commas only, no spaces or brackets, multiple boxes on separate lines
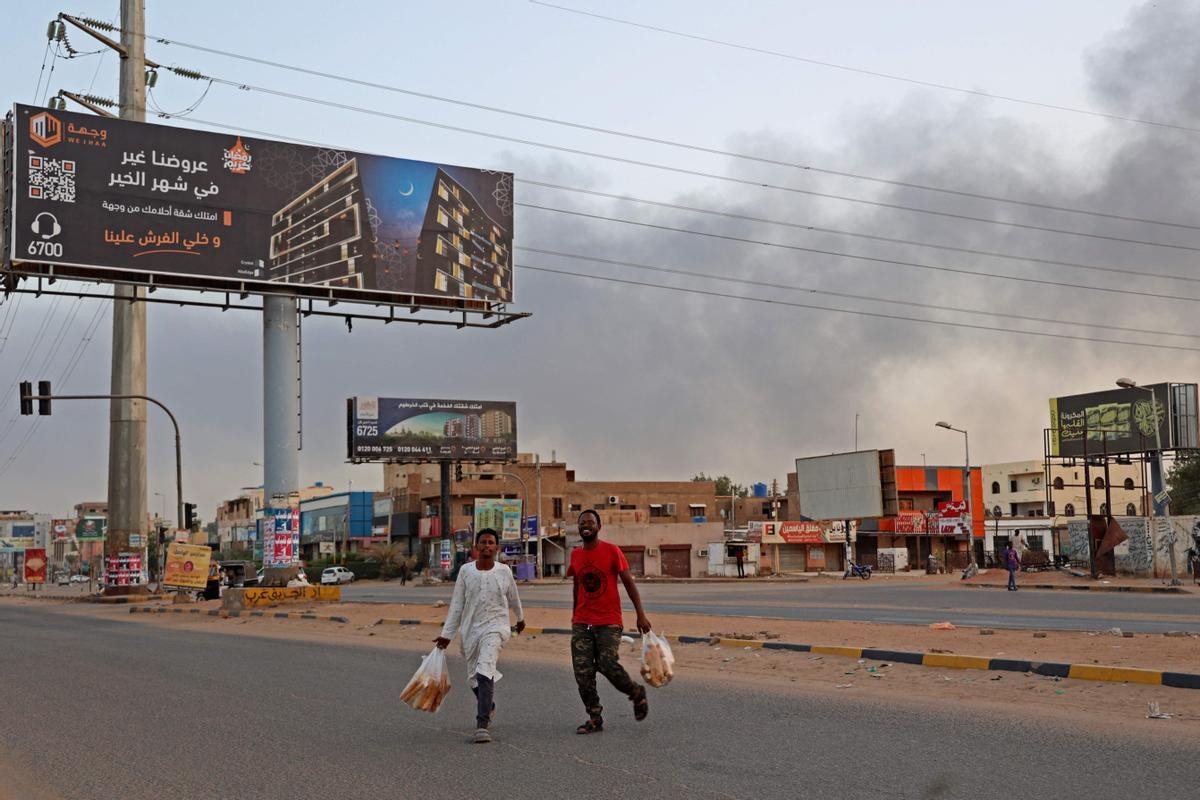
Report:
7,104,514,306
1048,383,1198,457
163,543,213,590
348,397,516,462
474,498,523,541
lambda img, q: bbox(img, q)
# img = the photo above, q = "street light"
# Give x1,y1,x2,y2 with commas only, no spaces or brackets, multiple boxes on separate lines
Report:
1115,378,1180,585
935,421,977,569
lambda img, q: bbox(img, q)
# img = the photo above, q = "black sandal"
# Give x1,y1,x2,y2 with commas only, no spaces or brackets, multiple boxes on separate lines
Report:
632,686,649,722
575,717,603,734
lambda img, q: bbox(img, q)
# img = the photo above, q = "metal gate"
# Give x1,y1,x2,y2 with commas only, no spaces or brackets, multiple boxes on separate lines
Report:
660,546,691,578
621,547,645,578
777,544,807,573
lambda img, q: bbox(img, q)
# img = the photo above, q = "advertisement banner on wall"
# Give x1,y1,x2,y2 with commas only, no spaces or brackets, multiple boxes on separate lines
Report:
262,508,300,568
474,498,523,541
347,397,517,462
937,501,969,536
7,104,514,307
23,548,47,583
162,543,213,590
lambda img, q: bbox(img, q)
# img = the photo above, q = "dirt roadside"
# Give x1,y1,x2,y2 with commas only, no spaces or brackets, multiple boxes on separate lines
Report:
11,597,1200,741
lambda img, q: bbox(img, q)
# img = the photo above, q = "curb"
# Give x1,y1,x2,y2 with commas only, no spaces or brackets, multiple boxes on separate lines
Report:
964,583,1191,594
373,618,1200,690
130,606,350,624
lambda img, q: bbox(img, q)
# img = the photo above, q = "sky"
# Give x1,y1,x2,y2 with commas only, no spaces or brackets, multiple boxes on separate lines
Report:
1,0,1198,521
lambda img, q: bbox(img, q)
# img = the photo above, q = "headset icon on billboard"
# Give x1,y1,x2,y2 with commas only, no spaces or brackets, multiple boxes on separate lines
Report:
31,212,62,240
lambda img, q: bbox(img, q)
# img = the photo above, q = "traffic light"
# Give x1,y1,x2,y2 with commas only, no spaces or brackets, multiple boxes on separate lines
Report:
37,380,51,416
18,382,32,416
184,503,197,531
455,463,463,482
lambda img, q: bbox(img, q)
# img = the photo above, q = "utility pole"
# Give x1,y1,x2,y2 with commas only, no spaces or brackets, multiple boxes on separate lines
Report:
105,0,148,594
535,454,543,580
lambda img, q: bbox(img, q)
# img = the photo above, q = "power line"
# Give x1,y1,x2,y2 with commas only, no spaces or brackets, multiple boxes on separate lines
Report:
521,180,1200,285
529,1,1200,136
519,246,1200,340
517,202,1200,304
81,16,1200,231
519,261,1200,354
162,78,1200,253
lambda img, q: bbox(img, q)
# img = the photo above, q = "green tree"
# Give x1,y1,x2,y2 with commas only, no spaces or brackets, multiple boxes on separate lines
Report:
363,542,406,580
1167,454,1200,515
693,473,748,498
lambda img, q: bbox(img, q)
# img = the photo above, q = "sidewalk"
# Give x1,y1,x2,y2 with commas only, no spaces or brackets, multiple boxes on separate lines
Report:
962,569,1197,594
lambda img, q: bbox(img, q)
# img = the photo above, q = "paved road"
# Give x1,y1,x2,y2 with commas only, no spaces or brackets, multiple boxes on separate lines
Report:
343,580,1200,633
1,604,1195,800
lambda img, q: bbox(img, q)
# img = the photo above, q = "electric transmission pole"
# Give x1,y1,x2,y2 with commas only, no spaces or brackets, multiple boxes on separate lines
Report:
105,0,149,594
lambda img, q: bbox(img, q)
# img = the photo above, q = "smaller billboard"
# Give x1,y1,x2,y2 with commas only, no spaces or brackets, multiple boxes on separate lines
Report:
937,501,968,536
162,543,213,590
348,397,516,462
23,548,47,583
76,517,106,540
794,450,897,522
475,498,523,541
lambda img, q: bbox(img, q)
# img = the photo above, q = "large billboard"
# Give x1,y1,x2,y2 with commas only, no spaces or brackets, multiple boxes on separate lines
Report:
5,104,514,306
1049,383,1199,457
347,397,517,462
794,450,898,521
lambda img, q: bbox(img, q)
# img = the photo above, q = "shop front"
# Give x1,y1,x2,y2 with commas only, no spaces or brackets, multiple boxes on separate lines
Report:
762,521,846,573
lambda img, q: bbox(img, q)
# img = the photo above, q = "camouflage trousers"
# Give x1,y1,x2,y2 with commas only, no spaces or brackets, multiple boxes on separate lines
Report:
571,623,639,718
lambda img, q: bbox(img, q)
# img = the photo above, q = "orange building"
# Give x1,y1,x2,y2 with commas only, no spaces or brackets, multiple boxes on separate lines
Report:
856,465,984,571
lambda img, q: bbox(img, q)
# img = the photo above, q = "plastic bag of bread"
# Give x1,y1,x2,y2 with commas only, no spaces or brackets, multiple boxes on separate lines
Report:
400,647,452,713
640,631,676,688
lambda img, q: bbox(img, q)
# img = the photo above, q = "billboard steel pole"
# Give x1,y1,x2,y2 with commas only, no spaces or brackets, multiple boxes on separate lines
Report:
105,0,149,595
263,299,299,513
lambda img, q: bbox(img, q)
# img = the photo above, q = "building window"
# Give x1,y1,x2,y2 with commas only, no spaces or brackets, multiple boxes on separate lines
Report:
462,504,473,516
1123,478,1135,490
1053,477,1064,490
553,498,563,518
1027,534,1045,551
1126,503,1137,516
1010,503,1019,517
1064,503,1075,516
569,503,582,513
991,481,1001,494
899,498,914,511
1009,480,1018,493
649,504,667,518
1094,477,1105,490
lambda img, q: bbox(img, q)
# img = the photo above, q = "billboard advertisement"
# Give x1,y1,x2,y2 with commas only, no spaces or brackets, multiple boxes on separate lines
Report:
474,498,523,541
348,397,517,462
76,517,106,540
1049,383,1199,457
6,104,514,306
23,548,47,583
794,450,898,522
162,543,213,590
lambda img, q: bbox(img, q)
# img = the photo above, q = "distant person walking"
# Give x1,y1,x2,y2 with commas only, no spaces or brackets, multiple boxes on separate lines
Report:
1005,543,1020,591
568,510,652,735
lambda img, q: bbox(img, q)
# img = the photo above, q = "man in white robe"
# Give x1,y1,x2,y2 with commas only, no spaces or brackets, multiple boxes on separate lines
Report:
436,528,525,743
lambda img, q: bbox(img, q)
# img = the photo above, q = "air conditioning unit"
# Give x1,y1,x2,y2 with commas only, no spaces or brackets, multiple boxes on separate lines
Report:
647,548,659,557
1032,477,1041,485
608,495,619,505
698,549,708,558
665,503,677,516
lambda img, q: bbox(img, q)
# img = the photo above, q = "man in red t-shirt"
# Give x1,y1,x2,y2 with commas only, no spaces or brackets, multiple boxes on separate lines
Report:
566,509,652,734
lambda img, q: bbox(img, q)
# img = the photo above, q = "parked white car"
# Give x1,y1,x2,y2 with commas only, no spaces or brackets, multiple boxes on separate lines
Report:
320,566,355,585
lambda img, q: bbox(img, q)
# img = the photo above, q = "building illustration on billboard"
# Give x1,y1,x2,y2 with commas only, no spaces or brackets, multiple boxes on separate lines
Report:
4,104,514,307
348,397,516,462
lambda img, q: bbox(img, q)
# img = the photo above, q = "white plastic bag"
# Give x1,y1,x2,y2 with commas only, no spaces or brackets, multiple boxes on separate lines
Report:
640,631,676,688
400,646,451,713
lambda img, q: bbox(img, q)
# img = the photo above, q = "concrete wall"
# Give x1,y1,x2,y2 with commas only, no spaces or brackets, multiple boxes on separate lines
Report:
1066,515,1196,577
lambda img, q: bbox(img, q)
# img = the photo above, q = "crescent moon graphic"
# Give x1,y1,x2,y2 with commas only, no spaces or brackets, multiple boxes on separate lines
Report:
398,182,414,197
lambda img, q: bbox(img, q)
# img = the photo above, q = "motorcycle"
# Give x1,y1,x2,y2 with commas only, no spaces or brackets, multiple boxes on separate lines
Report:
844,560,872,580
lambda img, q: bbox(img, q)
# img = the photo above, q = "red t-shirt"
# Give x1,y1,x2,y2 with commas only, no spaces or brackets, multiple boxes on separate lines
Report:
568,540,628,626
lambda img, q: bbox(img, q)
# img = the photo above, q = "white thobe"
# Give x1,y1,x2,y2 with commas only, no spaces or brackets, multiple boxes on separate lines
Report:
439,561,524,688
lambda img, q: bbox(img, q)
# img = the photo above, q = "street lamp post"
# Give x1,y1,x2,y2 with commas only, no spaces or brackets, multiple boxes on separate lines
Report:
1116,378,1180,585
936,421,977,570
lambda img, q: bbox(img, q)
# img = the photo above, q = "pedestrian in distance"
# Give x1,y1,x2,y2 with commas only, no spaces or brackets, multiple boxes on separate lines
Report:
398,557,410,586
735,546,746,578
568,509,652,735
435,528,525,744
1005,543,1020,591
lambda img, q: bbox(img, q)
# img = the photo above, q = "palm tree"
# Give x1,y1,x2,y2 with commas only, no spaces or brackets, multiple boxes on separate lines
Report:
363,542,405,580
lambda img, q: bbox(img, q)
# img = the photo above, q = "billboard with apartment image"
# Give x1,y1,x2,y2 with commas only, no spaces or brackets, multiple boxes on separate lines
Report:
347,396,516,462
5,104,513,306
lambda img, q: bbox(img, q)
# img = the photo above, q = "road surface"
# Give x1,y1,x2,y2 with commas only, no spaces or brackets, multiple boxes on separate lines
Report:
1,603,1195,800
342,579,1200,633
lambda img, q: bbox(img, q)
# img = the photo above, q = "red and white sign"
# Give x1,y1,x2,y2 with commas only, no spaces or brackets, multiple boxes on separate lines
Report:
778,521,824,544
23,548,47,583
894,510,928,534
937,501,969,535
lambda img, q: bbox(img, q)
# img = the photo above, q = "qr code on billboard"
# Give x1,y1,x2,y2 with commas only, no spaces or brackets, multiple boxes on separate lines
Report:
27,155,77,203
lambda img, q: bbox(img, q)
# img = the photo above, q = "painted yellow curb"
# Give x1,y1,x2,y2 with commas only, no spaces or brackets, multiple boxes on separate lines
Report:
1068,664,1163,685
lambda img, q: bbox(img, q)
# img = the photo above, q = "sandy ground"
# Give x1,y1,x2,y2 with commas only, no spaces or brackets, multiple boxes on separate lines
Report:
7,596,1200,744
